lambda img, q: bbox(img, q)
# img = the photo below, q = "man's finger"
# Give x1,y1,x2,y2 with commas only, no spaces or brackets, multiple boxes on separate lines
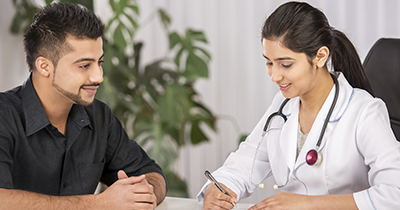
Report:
118,170,129,179
118,174,146,185
131,193,157,203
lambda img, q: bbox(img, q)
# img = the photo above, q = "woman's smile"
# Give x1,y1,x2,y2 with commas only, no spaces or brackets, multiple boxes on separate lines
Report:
279,83,292,91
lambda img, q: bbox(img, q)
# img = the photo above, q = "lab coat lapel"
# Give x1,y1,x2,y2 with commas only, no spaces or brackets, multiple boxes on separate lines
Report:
317,73,354,151
327,73,354,123
294,79,337,168
295,73,353,168
279,97,299,172
295,107,328,168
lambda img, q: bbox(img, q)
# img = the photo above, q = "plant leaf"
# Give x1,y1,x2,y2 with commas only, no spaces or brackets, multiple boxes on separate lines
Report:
185,52,209,80
164,170,189,198
169,32,181,49
10,0,38,34
113,23,127,50
190,120,209,144
238,134,249,144
157,83,190,124
186,29,207,43
194,46,212,61
158,8,171,29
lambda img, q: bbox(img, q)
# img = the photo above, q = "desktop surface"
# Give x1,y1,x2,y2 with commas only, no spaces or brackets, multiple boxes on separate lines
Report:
156,196,253,210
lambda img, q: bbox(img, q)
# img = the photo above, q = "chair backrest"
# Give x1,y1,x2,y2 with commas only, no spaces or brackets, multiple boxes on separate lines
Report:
363,38,400,141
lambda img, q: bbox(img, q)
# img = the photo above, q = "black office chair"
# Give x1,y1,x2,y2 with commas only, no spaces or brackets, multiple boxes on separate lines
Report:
363,38,400,141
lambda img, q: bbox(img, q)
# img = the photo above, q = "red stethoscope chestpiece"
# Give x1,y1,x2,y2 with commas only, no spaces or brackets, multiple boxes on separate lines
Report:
306,149,323,166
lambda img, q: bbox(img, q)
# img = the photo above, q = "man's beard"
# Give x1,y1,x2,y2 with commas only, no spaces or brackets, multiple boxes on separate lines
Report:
52,78,97,107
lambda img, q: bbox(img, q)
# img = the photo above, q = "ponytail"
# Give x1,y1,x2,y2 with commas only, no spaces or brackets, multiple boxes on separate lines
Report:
331,30,374,96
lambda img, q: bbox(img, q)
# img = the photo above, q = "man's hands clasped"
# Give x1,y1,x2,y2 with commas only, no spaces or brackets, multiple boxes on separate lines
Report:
98,170,157,210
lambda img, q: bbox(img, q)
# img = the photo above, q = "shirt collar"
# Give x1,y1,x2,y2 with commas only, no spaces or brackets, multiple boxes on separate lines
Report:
22,75,92,136
22,75,51,137
69,104,92,130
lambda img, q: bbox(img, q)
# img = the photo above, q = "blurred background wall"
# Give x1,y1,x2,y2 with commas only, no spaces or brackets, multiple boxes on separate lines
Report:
1,0,400,204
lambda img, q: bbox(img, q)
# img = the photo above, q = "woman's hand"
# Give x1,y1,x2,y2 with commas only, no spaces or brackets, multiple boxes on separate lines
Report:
203,183,238,210
248,191,310,210
248,191,357,210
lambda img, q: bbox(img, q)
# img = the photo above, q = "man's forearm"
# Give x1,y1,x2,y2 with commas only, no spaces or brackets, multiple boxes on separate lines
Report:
0,188,100,210
145,172,167,204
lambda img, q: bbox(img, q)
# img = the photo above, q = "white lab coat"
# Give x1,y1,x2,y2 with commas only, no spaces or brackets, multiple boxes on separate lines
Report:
197,73,400,209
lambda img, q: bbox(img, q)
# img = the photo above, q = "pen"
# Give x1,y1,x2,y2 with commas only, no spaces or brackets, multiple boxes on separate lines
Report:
204,170,237,208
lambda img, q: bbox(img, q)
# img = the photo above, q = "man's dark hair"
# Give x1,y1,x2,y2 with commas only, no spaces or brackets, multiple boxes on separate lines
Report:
23,2,105,72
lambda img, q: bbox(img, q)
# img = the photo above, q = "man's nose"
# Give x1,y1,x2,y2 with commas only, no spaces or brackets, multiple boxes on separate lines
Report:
90,65,103,84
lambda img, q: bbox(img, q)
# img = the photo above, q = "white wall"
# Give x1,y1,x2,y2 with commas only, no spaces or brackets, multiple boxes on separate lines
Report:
0,0,30,91
2,0,400,204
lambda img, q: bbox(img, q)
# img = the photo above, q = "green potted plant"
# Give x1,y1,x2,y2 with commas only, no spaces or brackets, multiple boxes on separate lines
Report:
10,0,217,197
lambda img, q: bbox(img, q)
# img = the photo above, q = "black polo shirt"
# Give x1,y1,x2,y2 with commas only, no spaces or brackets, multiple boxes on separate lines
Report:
0,76,165,195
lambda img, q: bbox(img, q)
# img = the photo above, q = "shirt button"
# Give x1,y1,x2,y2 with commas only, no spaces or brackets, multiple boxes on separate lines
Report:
63,183,68,188
81,120,85,123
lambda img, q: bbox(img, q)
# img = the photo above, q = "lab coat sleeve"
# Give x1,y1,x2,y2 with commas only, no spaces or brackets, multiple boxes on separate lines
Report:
197,93,285,203
353,98,400,210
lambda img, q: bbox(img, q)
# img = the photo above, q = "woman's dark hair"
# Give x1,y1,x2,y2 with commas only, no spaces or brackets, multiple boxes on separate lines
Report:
23,2,105,72
262,1,374,95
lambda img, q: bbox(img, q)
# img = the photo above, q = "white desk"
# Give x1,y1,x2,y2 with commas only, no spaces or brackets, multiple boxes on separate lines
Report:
156,197,253,210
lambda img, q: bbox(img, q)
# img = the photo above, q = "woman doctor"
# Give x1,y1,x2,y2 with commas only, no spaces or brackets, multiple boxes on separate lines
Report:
198,2,400,210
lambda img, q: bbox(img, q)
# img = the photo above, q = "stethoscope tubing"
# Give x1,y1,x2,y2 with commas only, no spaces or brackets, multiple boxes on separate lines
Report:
315,74,339,148
262,98,290,137
250,73,339,189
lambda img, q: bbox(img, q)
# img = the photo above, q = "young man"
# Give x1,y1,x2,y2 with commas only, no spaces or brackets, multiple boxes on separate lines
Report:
0,3,166,209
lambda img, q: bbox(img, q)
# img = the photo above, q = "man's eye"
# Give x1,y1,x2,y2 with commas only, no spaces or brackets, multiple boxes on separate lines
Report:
266,62,273,66
99,60,104,66
80,64,90,69
282,64,292,68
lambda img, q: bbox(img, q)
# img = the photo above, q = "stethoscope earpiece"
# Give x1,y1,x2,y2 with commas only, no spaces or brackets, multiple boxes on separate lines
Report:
272,179,288,189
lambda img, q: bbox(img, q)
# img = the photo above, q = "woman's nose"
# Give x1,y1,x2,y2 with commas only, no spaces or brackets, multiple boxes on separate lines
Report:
269,68,282,83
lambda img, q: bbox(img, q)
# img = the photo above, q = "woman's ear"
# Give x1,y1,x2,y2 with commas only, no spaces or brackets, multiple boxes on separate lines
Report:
35,56,53,77
313,46,329,68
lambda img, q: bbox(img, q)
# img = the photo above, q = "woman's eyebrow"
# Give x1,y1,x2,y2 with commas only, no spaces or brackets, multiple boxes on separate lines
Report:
262,54,294,61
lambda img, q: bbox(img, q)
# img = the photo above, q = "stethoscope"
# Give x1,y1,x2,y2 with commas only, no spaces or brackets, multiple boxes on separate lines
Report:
249,73,339,189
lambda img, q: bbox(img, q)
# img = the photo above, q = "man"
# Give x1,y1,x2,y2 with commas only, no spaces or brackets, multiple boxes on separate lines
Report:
0,2,166,209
